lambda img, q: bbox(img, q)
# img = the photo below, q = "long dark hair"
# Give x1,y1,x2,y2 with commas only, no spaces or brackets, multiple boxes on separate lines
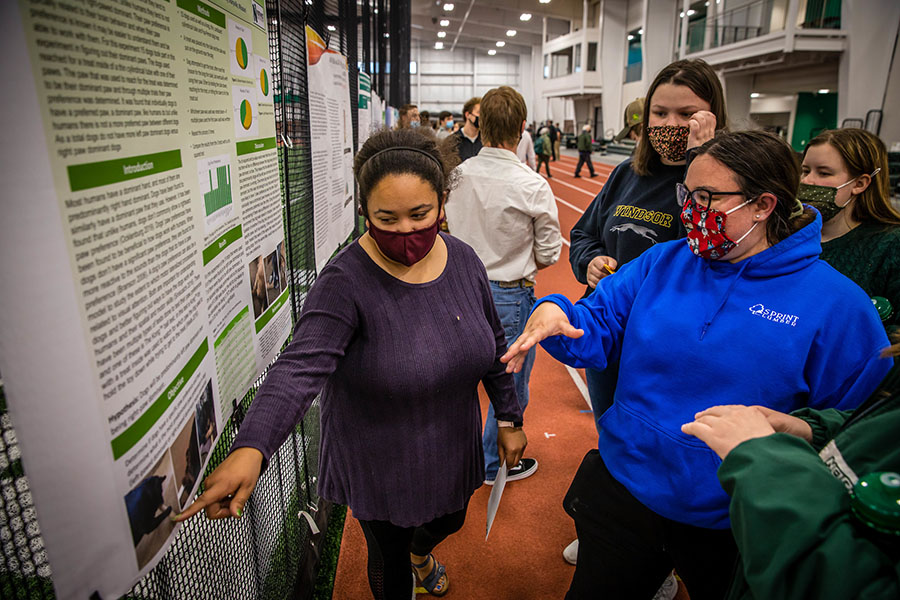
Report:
693,131,815,245
633,59,727,176
353,128,459,216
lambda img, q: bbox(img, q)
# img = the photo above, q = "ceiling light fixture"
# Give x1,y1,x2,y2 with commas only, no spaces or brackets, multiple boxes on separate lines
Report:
439,19,450,26
538,0,551,4
680,11,684,17
437,31,446,38
442,3,454,10
627,34,634,40
818,88,830,94
520,13,532,21
638,28,644,35
687,9,696,15
488,49,497,55
327,24,336,31
506,29,517,37
496,40,505,47
435,42,444,49
750,92,760,98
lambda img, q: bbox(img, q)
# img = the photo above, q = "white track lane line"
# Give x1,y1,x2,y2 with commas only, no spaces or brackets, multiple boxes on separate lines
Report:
565,365,592,410
555,197,585,215
549,177,599,198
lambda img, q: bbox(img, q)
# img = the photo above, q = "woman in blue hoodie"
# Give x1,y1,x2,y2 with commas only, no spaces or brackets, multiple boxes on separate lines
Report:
503,131,893,600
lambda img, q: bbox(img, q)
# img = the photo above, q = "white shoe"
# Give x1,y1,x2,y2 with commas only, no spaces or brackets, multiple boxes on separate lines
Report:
563,539,578,565
651,572,678,600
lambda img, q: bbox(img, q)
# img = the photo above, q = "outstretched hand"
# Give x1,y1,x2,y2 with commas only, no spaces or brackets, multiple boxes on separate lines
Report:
687,110,717,150
500,302,583,373
681,405,775,459
173,447,264,522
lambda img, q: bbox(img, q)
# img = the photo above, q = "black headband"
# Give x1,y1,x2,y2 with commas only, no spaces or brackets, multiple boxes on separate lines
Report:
362,146,443,174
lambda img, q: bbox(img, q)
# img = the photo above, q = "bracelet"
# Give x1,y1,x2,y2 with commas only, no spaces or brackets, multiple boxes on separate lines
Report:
497,420,523,428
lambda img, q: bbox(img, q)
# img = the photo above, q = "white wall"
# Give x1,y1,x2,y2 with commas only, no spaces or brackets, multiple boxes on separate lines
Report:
412,46,522,116
837,0,900,126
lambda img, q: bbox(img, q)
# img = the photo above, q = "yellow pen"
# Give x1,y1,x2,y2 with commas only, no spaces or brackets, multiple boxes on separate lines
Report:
603,264,616,275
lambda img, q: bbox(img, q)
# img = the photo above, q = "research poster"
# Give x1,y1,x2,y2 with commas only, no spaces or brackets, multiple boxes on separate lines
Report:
358,71,372,146
306,26,355,272
0,1,291,598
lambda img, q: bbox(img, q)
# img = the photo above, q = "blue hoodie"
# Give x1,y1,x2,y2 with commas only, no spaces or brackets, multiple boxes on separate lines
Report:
539,215,892,529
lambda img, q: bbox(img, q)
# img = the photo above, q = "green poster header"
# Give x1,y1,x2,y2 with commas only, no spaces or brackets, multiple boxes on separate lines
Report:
236,137,277,156
215,306,250,348
202,225,243,265
177,0,226,28
255,286,289,333
68,150,182,192
111,339,209,460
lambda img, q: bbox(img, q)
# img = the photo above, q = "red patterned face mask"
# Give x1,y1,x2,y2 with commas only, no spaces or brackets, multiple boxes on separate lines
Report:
647,125,691,162
680,196,757,260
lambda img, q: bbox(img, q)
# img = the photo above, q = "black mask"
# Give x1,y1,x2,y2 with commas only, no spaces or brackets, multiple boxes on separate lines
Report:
471,115,479,129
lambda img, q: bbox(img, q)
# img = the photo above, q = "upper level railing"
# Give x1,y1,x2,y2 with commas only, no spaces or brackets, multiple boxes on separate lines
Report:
684,0,841,54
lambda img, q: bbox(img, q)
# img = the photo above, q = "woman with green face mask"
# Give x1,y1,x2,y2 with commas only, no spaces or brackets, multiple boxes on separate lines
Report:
800,128,900,332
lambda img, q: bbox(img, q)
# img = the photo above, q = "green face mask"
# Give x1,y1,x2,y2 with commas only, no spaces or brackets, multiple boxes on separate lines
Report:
798,167,881,222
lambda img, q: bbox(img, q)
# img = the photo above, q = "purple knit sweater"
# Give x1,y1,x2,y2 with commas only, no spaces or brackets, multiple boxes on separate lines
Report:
234,233,522,526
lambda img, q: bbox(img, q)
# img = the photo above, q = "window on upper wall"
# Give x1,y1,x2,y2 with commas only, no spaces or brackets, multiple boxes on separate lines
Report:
587,42,598,71
574,44,582,73
625,28,642,83
543,54,550,79
550,47,574,78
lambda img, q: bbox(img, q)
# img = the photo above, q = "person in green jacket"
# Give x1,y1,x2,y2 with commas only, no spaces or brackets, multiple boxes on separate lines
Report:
682,340,900,600
800,128,900,333
535,127,553,178
573,124,597,178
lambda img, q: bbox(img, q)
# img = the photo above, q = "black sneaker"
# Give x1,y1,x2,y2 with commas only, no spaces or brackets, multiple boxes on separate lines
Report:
484,458,539,485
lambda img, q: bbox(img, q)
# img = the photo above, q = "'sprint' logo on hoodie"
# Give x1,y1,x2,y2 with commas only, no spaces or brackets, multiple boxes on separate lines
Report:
748,303,799,327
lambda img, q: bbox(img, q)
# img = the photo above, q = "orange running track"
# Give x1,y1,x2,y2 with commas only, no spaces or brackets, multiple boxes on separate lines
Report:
331,151,690,599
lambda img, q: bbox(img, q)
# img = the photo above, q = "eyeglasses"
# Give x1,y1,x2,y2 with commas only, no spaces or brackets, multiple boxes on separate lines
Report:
676,183,745,211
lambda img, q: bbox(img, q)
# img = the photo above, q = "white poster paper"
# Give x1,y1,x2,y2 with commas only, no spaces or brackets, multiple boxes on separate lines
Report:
358,71,372,146
306,26,355,273
0,1,292,598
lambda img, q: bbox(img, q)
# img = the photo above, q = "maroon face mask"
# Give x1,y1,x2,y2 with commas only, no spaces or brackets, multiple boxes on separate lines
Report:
367,216,441,266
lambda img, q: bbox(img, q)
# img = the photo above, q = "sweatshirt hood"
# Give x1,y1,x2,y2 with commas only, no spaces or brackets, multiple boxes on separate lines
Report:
704,208,822,278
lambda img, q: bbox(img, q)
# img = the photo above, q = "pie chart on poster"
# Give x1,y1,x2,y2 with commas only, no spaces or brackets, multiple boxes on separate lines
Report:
260,69,269,96
235,38,249,69
240,100,252,129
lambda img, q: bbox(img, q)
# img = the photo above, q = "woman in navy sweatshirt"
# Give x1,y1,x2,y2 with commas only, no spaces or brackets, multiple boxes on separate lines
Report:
504,131,892,600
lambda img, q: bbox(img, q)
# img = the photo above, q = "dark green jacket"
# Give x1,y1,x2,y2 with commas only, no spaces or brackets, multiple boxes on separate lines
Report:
721,367,900,599
577,131,592,152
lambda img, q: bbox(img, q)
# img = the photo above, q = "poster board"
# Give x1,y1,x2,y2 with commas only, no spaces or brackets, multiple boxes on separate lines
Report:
0,0,291,597
305,26,355,273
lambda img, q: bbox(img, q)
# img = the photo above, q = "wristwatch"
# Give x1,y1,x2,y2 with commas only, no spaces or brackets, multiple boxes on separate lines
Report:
497,420,523,428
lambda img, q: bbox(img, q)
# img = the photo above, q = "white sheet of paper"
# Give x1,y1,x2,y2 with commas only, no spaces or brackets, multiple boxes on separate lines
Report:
485,461,509,540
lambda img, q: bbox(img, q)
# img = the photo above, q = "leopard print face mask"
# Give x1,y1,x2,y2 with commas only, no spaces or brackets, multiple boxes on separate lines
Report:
647,125,690,162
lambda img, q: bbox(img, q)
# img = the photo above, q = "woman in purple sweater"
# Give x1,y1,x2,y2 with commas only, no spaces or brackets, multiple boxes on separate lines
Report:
176,129,527,599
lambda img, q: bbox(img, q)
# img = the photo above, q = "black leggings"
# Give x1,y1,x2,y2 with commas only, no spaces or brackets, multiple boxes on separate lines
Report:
564,450,738,600
358,504,468,600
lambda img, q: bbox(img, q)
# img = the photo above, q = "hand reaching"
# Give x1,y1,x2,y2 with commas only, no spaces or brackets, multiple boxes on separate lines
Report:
681,405,775,459
173,447,264,522
501,302,583,373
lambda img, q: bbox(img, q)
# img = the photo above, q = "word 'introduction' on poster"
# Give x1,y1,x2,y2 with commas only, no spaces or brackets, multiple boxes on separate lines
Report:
0,0,291,598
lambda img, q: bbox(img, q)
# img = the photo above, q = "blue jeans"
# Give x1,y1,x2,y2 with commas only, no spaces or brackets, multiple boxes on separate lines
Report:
483,283,536,480
585,362,619,436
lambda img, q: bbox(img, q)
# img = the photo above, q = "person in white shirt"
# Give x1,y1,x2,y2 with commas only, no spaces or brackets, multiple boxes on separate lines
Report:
436,110,454,140
517,128,537,170
446,85,562,485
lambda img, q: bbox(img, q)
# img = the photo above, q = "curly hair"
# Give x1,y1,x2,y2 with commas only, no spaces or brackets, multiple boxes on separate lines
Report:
353,128,460,216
